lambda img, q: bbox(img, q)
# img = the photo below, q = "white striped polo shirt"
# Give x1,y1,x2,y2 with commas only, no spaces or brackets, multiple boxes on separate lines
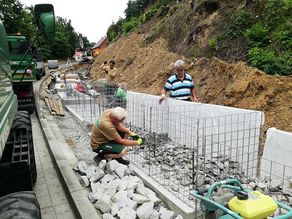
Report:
164,73,195,100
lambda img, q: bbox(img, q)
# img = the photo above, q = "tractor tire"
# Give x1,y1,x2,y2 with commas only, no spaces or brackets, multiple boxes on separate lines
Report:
11,112,37,184
11,111,31,131
0,191,41,219
1,111,37,187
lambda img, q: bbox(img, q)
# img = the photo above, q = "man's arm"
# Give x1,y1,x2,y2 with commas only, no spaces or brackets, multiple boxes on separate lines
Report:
191,88,198,102
99,61,108,71
108,68,117,78
115,122,131,136
159,89,168,104
114,133,139,146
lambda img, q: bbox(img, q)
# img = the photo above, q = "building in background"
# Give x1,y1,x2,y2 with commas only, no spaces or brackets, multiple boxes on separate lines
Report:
92,36,109,57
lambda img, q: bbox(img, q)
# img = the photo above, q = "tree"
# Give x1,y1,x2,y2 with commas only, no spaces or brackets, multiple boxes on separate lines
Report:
1,0,94,59
48,17,78,58
125,0,150,20
79,34,93,48
0,0,35,39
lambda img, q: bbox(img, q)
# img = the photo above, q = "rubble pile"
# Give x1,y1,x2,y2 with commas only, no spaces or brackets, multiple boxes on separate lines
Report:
74,159,183,219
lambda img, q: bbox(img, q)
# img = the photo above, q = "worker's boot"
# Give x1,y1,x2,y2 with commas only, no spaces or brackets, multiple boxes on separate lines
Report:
93,153,104,164
115,158,130,165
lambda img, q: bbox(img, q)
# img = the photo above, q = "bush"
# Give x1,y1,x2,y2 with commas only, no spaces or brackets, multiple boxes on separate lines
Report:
107,18,125,42
144,7,158,21
226,10,253,37
263,0,287,27
244,23,269,47
272,27,292,51
279,52,292,75
247,47,291,75
208,37,218,51
122,18,140,34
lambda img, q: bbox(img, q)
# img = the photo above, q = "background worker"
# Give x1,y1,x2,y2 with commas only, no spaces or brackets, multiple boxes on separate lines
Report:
100,59,118,97
159,59,198,104
90,107,142,165
100,59,117,82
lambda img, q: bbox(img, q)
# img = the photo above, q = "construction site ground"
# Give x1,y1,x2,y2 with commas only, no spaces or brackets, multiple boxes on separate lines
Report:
36,56,292,218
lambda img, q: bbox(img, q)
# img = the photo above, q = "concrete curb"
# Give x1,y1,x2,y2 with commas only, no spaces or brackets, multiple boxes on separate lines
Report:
35,76,100,219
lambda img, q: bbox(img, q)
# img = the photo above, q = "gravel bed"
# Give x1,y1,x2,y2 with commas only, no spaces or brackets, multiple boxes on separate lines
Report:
54,109,95,165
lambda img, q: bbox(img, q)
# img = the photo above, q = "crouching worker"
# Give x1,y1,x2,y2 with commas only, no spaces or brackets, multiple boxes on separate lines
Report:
90,107,142,165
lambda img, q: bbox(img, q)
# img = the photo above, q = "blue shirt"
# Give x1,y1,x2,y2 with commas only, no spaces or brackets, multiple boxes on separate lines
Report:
164,73,195,100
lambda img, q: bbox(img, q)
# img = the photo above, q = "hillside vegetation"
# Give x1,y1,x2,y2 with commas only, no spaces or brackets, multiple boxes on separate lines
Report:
90,0,292,140
107,0,291,75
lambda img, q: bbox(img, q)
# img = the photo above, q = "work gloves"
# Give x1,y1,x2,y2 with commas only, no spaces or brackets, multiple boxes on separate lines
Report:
130,132,140,140
130,132,143,145
137,138,143,145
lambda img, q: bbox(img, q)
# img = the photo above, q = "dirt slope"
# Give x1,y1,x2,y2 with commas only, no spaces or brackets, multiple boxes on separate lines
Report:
90,33,292,136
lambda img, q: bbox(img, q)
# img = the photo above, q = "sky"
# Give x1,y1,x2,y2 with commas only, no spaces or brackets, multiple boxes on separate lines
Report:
20,0,129,43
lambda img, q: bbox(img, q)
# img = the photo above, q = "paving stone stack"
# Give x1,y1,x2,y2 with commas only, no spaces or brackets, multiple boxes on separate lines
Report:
75,159,183,219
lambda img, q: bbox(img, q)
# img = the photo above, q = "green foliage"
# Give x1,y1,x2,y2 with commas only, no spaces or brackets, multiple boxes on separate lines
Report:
125,0,150,19
272,22,292,51
155,0,177,8
226,10,254,37
107,18,125,42
247,47,291,75
1,0,93,60
0,0,36,39
215,0,291,75
48,17,78,59
80,35,93,48
243,0,292,75
144,7,158,21
124,0,175,20
122,17,140,34
263,0,287,27
107,0,177,42
208,37,218,51
107,30,118,43
244,23,269,47
37,40,52,60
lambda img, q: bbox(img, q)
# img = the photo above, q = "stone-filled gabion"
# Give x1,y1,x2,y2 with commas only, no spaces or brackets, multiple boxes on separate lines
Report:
127,129,292,211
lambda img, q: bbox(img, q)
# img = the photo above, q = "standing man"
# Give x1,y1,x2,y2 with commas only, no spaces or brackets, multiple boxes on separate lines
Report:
100,60,118,97
159,59,198,104
100,60,117,82
90,107,142,165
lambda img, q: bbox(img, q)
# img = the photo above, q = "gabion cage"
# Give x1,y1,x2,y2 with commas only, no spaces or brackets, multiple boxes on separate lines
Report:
56,79,266,213
260,158,292,187
57,80,127,125
125,92,264,210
